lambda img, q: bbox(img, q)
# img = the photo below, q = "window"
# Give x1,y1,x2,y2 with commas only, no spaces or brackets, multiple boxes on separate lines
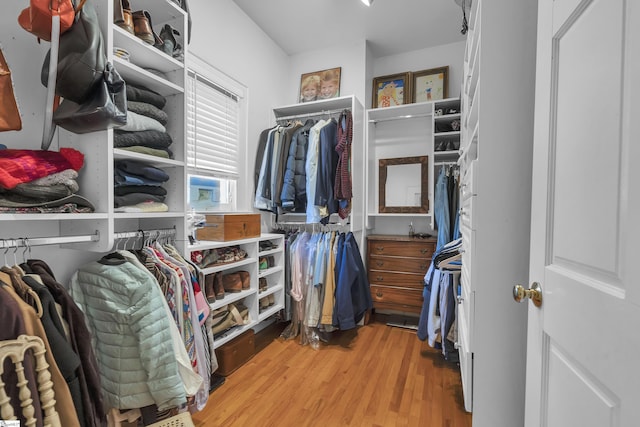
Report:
186,55,246,212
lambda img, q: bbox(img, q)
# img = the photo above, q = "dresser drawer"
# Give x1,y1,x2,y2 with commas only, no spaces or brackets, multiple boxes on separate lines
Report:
368,240,435,258
368,255,429,274
368,270,425,290
370,285,423,313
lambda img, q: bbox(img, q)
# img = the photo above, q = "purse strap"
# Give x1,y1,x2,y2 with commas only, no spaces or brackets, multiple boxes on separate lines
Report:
41,15,60,150
41,0,88,150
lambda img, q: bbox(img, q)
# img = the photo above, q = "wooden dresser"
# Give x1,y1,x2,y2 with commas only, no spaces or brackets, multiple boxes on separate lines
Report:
367,235,436,315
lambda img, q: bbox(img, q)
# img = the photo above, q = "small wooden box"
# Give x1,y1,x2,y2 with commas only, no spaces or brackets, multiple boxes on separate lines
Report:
196,213,261,241
215,329,255,376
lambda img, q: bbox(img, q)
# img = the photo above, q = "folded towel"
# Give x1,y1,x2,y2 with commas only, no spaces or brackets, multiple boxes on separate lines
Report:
118,146,172,159
115,160,170,182
114,130,173,149
114,201,169,213
0,148,84,189
126,84,166,109
114,185,167,196
114,192,166,208
127,101,168,125
119,111,166,133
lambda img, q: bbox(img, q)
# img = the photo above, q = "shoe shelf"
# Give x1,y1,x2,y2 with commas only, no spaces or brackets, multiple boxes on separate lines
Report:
213,323,257,349
201,257,258,276
112,26,184,73
258,265,284,278
113,58,184,96
208,288,255,312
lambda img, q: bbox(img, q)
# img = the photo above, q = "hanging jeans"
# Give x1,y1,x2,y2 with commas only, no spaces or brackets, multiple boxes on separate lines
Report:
434,167,450,252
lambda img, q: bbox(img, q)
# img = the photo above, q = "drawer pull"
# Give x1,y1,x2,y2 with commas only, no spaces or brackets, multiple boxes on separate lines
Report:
376,276,384,281
376,292,383,298
420,248,428,254
420,264,427,269
376,246,385,252
376,261,384,267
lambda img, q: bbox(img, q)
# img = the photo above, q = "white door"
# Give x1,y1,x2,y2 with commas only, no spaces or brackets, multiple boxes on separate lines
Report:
524,0,640,425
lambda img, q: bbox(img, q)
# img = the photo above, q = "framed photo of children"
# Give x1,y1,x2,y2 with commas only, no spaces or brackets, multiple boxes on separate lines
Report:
412,66,449,103
299,67,341,102
372,72,412,108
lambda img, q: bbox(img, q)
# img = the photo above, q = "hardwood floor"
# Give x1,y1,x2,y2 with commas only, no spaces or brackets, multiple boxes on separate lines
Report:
191,315,472,427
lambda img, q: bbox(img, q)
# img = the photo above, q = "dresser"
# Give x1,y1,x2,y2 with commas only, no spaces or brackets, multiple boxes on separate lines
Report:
367,235,436,314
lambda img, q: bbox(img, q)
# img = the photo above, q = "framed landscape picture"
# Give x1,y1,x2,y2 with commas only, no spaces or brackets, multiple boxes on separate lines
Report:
412,66,449,103
299,67,341,102
372,72,412,108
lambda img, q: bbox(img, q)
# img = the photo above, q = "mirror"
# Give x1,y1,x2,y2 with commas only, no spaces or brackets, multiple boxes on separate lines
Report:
379,156,428,213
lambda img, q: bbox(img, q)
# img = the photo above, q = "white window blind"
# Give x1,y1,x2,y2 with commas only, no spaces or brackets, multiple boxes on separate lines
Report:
186,70,240,177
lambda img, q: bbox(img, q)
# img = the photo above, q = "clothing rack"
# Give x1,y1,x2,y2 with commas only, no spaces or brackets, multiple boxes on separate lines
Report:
0,231,100,249
275,108,348,123
273,221,350,233
368,112,431,124
112,227,177,250
434,161,459,167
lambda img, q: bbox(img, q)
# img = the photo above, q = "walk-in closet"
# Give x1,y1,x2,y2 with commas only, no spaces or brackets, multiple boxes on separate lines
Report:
4,0,631,426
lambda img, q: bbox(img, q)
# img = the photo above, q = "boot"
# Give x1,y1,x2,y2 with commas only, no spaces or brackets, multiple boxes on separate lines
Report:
213,272,225,299
114,0,134,35
204,274,216,304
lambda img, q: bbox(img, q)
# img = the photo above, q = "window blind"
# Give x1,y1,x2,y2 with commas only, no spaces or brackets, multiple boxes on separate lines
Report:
186,70,240,177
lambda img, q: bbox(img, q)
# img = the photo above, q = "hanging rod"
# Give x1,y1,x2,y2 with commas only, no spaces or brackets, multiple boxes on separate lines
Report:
113,226,176,240
275,108,348,122
434,161,459,166
0,231,100,249
368,112,432,124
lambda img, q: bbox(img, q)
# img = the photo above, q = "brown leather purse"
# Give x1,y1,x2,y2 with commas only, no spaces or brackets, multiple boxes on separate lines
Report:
0,47,22,132
18,0,76,41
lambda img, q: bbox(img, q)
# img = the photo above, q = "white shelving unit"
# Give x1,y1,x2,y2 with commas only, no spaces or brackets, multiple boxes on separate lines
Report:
365,98,460,231
272,95,365,250
188,233,285,348
0,0,188,254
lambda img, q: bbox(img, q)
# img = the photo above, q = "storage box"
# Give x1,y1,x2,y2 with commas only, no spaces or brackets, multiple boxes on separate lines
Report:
195,213,261,241
215,329,255,376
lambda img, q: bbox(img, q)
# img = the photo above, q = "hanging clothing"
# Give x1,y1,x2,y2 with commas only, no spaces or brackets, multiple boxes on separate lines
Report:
334,110,353,219
69,253,186,411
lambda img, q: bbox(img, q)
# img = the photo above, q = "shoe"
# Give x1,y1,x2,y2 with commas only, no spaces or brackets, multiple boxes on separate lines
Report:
222,272,242,293
114,0,134,35
213,272,225,299
259,277,268,292
259,297,269,310
204,274,216,304
268,294,275,306
158,24,183,59
132,10,162,46
258,257,268,270
238,270,250,290
435,140,446,151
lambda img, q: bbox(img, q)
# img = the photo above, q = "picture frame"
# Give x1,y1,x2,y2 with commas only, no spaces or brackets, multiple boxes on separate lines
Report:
412,66,449,103
299,67,341,103
372,72,412,108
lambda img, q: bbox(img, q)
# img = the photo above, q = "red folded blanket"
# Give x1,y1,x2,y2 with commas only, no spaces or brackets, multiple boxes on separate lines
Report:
0,148,84,189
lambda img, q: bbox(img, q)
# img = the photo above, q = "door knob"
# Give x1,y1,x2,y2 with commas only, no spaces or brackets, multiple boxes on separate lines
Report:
512,282,542,307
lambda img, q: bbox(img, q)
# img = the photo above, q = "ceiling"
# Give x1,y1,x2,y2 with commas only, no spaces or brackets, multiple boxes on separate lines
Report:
231,0,468,57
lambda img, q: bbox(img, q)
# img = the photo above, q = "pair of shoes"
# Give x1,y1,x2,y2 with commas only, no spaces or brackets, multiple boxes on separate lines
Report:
446,141,460,151
435,140,447,151
268,294,275,306
157,24,183,60
259,297,269,310
259,241,278,251
238,271,250,290
258,256,274,270
258,277,268,292
222,272,243,293
114,0,134,35
132,10,162,46
205,272,225,301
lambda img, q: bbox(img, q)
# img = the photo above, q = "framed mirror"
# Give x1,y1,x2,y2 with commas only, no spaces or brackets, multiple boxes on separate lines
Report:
379,156,429,213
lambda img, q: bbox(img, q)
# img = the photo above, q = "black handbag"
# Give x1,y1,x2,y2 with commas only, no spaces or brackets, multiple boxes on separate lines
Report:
52,62,127,134
41,0,106,104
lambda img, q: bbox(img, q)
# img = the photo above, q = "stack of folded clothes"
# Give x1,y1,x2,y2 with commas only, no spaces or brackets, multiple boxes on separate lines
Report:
0,147,94,213
115,83,173,159
114,159,170,212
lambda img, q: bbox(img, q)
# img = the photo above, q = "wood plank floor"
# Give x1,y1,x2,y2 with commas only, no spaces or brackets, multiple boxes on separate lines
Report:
192,315,472,427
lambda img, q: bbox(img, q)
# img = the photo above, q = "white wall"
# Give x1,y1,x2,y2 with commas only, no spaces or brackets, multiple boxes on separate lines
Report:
288,39,368,106
373,40,466,101
188,0,290,210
